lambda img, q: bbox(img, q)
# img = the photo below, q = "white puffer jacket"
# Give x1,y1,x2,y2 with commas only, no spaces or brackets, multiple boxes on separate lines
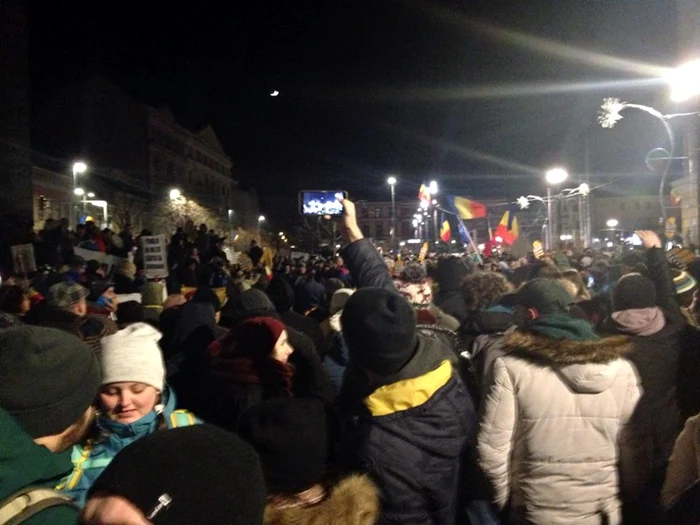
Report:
477,330,641,525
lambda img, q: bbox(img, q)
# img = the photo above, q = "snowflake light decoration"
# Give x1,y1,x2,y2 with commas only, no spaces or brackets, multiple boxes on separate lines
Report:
598,97,627,129
517,196,531,210
578,183,590,196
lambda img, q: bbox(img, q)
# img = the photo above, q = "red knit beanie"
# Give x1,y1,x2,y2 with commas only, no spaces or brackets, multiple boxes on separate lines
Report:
222,316,286,361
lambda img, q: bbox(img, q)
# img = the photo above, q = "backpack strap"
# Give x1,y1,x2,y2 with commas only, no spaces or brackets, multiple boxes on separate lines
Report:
0,487,75,525
168,409,197,428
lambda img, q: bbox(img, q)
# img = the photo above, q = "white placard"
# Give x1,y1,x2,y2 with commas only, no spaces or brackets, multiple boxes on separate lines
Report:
11,244,36,274
141,235,169,279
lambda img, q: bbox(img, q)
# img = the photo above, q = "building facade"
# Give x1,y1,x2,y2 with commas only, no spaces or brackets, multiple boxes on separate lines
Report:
33,76,258,235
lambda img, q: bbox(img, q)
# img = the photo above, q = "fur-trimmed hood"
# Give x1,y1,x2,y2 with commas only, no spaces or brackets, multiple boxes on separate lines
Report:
502,330,633,394
264,474,380,525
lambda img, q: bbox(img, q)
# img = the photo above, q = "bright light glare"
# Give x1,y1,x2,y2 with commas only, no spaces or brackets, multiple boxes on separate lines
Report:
72,161,87,174
279,232,284,236
399,241,406,247
495,236,503,243
420,201,429,210
87,192,95,198
429,181,438,194
387,176,397,185
169,189,181,200
545,167,568,185
607,241,614,248
258,215,266,222
270,90,280,97
73,188,85,196
668,59,700,102
606,218,619,228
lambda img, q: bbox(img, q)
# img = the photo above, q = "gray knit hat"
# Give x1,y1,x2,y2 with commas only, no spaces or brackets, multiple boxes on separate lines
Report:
99,323,165,391
0,326,101,438
48,282,89,309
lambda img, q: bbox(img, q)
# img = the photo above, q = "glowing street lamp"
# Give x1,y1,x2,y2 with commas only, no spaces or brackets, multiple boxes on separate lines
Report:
258,215,266,222
429,180,438,194
73,188,85,196
668,59,700,102
87,192,95,198
387,176,397,248
606,218,619,228
169,188,182,201
544,168,569,251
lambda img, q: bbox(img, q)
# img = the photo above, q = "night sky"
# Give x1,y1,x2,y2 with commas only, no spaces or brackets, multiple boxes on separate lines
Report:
28,0,680,223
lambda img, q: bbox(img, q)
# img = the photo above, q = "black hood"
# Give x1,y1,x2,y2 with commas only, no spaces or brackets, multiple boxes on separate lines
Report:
460,309,514,336
435,258,470,292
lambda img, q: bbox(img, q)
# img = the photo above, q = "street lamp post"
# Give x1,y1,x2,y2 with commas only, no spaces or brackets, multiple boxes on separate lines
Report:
387,176,397,249
545,168,569,251
429,181,438,243
71,162,87,228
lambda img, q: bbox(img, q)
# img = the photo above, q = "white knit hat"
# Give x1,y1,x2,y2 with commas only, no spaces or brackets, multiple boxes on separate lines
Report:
99,323,165,391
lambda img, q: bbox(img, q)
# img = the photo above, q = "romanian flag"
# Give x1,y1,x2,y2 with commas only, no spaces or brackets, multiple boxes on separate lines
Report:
493,209,519,246
451,196,487,219
418,184,431,204
440,213,451,243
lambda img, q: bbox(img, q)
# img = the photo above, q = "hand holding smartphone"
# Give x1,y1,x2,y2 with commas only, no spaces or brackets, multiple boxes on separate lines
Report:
299,190,348,216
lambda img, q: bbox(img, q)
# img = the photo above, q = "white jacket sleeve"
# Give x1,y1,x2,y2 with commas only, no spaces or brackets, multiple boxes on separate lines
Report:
661,414,700,509
477,357,516,510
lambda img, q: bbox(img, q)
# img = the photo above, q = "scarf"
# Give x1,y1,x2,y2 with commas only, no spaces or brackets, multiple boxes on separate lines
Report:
525,313,599,342
610,306,666,336
211,356,295,397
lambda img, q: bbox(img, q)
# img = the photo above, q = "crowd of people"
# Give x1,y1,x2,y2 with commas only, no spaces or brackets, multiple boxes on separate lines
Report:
2,198,700,524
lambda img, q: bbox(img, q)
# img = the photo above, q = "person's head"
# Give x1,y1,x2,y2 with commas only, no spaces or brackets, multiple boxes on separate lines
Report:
561,269,591,302
621,253,647,277
526,261,563,281
0,284,30,315
115,301,145,328
199,223,208,233
220,288,277,328
265,277,295,313
0,326,101,452
239,398,327,495
672,269,698,309
435,257,471,292
341,288,418,377
461,272,513,313
191,286,223,323
297,263,307,276
70,255,87,273
85,426,266,525
117,260,137,280
335,256,344,268
218,316,293,364
98,323,165,424
502,278,574,322
612,273,657,312
330,288,355,315
250,239,258,246
48,281,89,316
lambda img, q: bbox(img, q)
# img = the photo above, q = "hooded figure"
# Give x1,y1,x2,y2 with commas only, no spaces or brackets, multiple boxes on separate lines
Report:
602,243,689,522
477,278,641,525
433,257,471,323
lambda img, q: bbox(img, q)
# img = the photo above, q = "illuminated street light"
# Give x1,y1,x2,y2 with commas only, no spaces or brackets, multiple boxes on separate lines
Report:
545,168,569,185
258,215,266,222
387,176,397,248
72,161,87,176
387,176,397,186
420,200,429,210
279,232,284,236
73,188,85,196
169,189,182,200
429,181,438,194
606,218,619,228
668,59,700,102
87,192,95,198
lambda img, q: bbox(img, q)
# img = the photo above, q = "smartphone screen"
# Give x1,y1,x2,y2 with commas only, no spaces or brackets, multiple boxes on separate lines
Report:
299,191,347,216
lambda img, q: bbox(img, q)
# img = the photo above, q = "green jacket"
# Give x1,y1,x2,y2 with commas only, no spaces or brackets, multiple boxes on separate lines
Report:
0,408,78,524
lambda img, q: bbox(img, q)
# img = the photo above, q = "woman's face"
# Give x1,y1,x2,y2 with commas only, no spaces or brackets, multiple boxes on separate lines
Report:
99,382,160,424
270,330,294,364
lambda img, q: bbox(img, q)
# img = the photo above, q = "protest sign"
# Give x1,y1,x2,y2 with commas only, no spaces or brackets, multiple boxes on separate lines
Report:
141,235,169,279
11,244,36,274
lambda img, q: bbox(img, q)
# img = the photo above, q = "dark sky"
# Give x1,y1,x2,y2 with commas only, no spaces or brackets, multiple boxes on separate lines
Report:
28,0,681,221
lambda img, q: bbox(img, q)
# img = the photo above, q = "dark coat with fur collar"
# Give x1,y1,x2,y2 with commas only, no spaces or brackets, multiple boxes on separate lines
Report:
264,475,380,525
478,329,640,525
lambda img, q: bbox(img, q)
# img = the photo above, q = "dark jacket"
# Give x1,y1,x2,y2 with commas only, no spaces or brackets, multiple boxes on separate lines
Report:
341,338,476,525
0,409,79,524
112,273,137,295
602,247,687,523
35,307,117,354
434,258,470,323
434,290,469,324
294,277,325,314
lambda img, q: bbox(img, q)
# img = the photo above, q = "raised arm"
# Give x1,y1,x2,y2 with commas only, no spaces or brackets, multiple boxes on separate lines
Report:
637,230,684,326
339,199,396,292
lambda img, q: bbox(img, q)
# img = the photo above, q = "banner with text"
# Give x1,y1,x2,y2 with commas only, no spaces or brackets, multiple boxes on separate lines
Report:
141,235,169,279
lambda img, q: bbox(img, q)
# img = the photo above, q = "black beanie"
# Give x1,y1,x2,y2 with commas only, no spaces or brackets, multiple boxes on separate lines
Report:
239,398,327,494
265,277,295,313
0,326,101,438
89,425,266,525
192,286,222,312
221,289,276,327
612,273,657,312
341,288,418,376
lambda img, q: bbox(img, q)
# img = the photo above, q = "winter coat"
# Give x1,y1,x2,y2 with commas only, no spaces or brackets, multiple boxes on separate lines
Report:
295,278,325,314
434,290,469,324
662,413,700,510
323,329,350,399
477,329,640,525
601,247,687,516
36,307,117,354
0,408,79,525
263,475,380,525
341,336,477,525
58,386,199,507
281,310,325,358
112,272,137,294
